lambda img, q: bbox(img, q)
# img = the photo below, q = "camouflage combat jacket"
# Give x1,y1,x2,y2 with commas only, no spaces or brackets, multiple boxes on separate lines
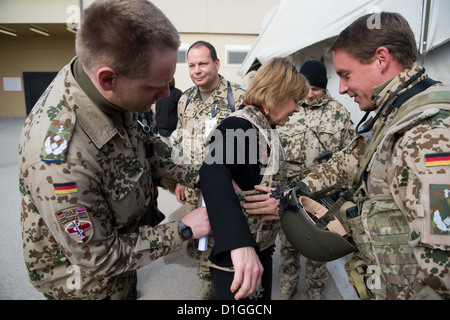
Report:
278,92,354,189
18,58,198,300
302,64,450,299
171,75,246,166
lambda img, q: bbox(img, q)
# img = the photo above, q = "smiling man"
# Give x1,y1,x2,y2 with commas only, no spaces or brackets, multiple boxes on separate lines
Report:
297,12,450,299
245,11,450,300
171,41,246,299
18,0,210,300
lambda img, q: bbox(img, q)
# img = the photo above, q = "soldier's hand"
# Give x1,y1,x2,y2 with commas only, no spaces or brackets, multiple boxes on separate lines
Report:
182,207,210,239
230,246,263,300
175,185,186,204
243,185,280,221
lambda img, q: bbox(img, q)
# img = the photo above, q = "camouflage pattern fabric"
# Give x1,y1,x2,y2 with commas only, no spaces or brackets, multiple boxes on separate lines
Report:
19,58,198,300
276,93,354,296
170,74,245,298
194,105,286,272
302,63,450,299
171,74,246,212
279,92,355,189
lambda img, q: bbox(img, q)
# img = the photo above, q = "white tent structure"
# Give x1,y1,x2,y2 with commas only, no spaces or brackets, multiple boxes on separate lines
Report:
239,0,450,125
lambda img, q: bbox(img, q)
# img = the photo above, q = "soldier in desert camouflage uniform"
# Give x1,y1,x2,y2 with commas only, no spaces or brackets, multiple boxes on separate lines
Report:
299,13,450,299
275,60,354,300
170,41,246,299
246,12,449,300
18,0,210,300
172,41,246,212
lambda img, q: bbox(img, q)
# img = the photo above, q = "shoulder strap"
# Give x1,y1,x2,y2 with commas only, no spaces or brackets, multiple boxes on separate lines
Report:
351,80,450,187
383,78,439,121
184,87,196,112
226,81,235,112
185,82,236,113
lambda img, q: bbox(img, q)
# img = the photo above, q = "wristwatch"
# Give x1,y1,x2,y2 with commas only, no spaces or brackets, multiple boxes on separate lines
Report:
178,220,193,241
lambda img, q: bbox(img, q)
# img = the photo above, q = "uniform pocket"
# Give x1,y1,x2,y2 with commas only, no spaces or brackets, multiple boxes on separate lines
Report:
107,156,144,202
361,197,417,294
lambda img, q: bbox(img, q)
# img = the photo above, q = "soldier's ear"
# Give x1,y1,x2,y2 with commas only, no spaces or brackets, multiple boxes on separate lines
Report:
374,46,391,74
215,58,220,71
96,67,117,92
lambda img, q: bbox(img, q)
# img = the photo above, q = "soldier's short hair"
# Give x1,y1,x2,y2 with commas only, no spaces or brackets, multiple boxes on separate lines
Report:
76,0,180,78
188,41,218,62
329,12,418,69
244,57,309,113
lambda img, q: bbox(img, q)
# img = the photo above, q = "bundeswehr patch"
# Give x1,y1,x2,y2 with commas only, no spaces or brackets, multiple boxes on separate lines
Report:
56,206,94,243
40,119,75,162
430,184,450,235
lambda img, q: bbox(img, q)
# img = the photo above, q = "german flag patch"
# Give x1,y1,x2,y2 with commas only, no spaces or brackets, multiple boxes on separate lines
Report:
425,152,450,167
54,182,78,194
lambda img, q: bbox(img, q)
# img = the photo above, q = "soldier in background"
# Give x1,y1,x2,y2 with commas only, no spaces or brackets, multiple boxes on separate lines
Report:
18,0,210,300
275,60,354,300
171,40,246,299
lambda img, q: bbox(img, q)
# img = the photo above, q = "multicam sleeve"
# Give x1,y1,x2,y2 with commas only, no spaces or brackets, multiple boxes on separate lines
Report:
301,136,365,192
149,134,198,188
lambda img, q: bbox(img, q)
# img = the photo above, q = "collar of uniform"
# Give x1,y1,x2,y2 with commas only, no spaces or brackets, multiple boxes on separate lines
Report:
300,90,332,109
371,62,426,116
192,74,228,107
70,57,120,149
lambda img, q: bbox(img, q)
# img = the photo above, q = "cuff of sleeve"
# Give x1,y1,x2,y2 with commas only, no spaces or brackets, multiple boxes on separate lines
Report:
164,221,184,252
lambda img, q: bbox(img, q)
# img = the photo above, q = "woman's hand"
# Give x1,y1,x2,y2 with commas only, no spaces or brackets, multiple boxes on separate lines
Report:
230,246,263,300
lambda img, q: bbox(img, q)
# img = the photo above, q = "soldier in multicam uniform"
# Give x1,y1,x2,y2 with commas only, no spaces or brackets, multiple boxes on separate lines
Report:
275,60,355,300
18,0,210,300
170,41,246,299
246,12,449,300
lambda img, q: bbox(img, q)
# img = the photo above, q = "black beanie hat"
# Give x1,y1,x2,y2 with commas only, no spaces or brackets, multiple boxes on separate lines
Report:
300,60,328,89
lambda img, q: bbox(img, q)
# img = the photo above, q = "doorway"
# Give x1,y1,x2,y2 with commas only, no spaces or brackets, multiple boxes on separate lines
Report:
23,72,58,115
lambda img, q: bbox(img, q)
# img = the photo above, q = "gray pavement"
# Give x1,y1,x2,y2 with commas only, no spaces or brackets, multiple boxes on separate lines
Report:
0,116,358,300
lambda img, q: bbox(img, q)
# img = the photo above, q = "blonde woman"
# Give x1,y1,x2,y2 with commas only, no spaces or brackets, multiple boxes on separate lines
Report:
199,57,309,300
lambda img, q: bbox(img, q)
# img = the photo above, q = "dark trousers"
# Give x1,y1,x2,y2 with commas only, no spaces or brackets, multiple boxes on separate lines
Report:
210,247,273,300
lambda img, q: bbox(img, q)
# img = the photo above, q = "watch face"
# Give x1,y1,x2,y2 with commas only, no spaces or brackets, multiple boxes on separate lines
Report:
180,226,193,240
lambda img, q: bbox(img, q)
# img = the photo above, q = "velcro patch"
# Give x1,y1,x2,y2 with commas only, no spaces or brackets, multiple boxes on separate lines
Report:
56,206,94,243
430,184,450,235
40,119,75,162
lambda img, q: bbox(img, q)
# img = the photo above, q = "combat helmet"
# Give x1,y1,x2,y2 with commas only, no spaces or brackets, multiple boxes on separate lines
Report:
281,185,357,262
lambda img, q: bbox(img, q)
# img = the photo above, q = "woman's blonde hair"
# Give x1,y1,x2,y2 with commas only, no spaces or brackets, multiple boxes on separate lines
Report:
245,57,309,112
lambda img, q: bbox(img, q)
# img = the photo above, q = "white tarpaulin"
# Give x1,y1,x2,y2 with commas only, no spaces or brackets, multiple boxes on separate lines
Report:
239,0,449,76
239,0,450,124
